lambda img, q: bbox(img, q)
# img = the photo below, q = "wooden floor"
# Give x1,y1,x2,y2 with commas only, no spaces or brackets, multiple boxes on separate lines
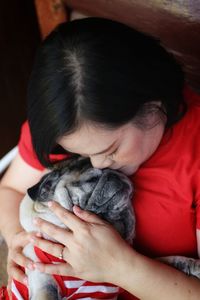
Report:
0,0,40,159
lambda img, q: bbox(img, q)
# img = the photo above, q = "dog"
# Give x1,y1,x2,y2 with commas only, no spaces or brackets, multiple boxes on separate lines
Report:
10,156,200,300
15,156,135,300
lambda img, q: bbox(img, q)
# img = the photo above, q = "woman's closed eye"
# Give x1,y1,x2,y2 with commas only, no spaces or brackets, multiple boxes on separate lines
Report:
88,149,118,162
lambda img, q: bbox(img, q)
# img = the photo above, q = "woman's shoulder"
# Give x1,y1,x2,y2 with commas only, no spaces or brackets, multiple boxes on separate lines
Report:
181,86,200,133
183,85,200,108
172,85,200,135
18,121,68,170
18,121,45,170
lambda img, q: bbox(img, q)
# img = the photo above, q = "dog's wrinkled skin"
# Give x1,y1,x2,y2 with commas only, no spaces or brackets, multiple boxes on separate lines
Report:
19,156,200,300
19,156,135,300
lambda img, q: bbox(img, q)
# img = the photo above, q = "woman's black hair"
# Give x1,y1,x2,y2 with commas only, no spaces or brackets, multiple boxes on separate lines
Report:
27,17,186,168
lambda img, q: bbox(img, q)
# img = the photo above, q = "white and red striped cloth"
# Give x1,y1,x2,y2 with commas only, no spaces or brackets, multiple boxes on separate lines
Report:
9,246,121,300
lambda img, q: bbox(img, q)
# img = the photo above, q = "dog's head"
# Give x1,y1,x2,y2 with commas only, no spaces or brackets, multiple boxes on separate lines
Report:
20,156,135,243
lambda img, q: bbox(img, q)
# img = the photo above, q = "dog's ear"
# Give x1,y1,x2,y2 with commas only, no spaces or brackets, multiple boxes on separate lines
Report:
28,157,92,203
83,169,135,243
28,170,61,201
86,170,133,209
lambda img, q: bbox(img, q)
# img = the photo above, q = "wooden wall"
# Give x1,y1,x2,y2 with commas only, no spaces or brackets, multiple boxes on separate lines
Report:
63,0,200,92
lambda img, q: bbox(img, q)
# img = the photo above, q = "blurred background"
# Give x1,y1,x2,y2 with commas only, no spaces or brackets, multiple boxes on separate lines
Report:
0,0,40,161
0,0,40,286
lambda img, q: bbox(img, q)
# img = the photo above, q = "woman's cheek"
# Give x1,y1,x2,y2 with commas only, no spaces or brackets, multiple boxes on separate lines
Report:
118,149,136,164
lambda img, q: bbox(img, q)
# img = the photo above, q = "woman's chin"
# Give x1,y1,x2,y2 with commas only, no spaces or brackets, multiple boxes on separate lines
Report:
119,165,138,175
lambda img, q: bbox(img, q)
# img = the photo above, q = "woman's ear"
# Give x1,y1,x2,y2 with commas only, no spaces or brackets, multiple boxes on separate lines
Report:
134,100,166,129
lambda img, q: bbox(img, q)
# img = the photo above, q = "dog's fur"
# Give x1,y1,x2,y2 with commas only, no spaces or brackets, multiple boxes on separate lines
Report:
18,156,200,299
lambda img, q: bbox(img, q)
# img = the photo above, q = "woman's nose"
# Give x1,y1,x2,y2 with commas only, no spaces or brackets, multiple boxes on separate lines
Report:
90,155,113,169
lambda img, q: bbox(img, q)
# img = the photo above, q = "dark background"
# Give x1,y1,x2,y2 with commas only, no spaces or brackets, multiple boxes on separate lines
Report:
0,0,40,158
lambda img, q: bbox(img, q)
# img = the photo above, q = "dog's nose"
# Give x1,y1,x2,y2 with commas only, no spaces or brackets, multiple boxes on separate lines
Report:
27,182,40,201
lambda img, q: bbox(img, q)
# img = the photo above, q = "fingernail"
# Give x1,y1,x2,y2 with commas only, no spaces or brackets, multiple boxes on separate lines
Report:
48,201,53,207
74,205,82,213
36,231,42,237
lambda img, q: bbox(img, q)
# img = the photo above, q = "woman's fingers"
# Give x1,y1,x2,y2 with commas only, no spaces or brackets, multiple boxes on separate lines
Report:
47,201,106,227
73,205,107,225
30,236,68,260
7,230,36,287
7,277,12,299
34,218,72,245
9,233,35,270
11,231,34,248
47,201,87,230
7,259,28,285
34,261,73,276
10,248,34,270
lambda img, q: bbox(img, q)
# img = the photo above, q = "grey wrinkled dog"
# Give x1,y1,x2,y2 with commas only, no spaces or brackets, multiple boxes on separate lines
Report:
18,156,200,300
18,156,135,300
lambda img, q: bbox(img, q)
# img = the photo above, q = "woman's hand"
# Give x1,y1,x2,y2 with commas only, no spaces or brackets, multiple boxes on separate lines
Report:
31,201,132,284
7,230,36,297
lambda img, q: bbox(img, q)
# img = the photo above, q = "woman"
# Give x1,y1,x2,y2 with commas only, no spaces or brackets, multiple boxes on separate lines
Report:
0,18,200,299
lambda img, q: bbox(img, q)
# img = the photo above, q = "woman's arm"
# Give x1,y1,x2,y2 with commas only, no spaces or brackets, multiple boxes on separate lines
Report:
117,244,200,300
0,153,45,291
0,153,43,245
31,202,200,300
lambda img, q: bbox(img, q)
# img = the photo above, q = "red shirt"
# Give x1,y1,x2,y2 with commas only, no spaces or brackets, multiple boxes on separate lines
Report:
18,86,200,300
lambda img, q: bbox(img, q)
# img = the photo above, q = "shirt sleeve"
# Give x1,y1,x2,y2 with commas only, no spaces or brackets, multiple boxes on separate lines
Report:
194,169,200,230
18,121,45,170
185,89,200,230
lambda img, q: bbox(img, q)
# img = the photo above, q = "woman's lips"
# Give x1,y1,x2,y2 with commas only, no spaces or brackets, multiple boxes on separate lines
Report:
109,164,139,175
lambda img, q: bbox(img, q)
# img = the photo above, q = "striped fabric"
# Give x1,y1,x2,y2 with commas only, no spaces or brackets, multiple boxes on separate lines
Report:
8,246,121,300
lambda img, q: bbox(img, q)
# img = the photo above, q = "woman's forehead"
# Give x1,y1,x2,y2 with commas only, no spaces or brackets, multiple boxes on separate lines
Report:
58,123,123,155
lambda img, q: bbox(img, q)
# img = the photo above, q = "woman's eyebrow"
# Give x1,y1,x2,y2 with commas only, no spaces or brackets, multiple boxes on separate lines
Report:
90,140,117,156
59,140,117,157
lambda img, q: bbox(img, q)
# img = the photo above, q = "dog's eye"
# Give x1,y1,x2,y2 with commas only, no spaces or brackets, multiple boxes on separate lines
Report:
82,176,99,186
86,177,99,184
40,183,52,199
